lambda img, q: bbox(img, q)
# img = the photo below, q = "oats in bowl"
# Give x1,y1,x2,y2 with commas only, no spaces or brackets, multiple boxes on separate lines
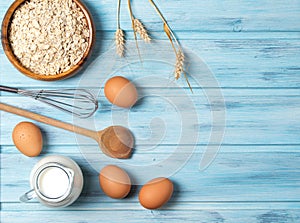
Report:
2,0,95,81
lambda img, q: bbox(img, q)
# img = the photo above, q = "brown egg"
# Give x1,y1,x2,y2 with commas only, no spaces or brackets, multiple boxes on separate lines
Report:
104,76,138,108
99,165,131,199
139,177,174,209
12,121,43,157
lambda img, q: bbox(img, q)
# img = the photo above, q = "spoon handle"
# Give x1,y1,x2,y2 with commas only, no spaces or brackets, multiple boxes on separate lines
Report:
0,102,98,139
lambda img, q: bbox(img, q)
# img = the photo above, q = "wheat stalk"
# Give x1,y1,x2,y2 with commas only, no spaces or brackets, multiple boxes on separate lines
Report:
133,18,151,43
117,0,121,29
148,0,192,91
149,0,179,47
115,0,125,56
127,0,142,60
115,28,125,57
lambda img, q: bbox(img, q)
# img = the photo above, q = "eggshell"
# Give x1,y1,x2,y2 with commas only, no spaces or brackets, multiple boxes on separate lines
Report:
139,177,174,209
99,165,131,199
104,76,138,108
12,121,43,157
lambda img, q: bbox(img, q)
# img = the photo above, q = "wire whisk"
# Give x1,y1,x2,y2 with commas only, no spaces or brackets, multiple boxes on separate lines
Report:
0,85,98,118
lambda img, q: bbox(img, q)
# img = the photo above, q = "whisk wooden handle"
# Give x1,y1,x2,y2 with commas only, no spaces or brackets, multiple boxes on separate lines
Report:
0,102,98,139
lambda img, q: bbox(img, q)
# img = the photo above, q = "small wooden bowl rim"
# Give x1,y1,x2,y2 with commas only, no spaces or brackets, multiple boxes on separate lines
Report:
1,0,95,81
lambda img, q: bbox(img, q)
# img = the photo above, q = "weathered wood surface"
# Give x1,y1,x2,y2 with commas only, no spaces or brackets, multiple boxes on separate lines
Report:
1,0,299,222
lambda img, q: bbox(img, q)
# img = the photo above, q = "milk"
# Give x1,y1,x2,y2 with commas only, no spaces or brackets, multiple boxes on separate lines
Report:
37,167,70,199
21,155,84,207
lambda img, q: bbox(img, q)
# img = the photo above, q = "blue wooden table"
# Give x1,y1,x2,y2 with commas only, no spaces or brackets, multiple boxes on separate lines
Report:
1,0,300,222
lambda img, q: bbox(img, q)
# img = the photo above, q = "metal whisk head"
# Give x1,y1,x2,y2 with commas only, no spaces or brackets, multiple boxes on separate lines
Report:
18,88,98,118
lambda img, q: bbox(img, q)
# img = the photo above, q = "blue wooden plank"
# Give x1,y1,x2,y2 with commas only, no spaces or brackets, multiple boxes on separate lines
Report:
0,0,300,222
1,38,299,88
1,88,299,145
1,0,299,32
1,208,300,223
1,152,300,202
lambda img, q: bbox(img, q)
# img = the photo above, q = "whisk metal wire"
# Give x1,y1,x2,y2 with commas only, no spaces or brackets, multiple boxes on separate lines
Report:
0,85,98,118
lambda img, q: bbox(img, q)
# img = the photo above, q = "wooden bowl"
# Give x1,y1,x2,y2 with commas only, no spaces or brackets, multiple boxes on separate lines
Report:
1,0,95,81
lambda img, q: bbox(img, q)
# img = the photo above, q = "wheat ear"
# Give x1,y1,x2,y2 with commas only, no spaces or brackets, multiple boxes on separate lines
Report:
115,29,125,57
133,18,151,43
175,50,184,80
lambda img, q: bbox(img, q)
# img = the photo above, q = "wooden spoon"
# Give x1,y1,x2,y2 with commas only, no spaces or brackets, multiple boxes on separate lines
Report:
0,103,133,159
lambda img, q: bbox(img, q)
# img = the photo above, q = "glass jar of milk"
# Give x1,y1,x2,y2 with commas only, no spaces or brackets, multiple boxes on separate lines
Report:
20,155,84,207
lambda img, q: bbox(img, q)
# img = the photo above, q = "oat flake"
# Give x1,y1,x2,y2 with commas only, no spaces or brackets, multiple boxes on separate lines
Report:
9,0,90,75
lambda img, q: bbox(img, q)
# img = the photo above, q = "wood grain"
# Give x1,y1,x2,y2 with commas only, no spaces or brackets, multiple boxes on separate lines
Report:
0,0,299,222
1,151,299,202
1,38,299,88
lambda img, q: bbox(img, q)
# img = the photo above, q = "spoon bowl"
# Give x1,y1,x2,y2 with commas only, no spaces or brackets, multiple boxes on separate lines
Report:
98,126,134,158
